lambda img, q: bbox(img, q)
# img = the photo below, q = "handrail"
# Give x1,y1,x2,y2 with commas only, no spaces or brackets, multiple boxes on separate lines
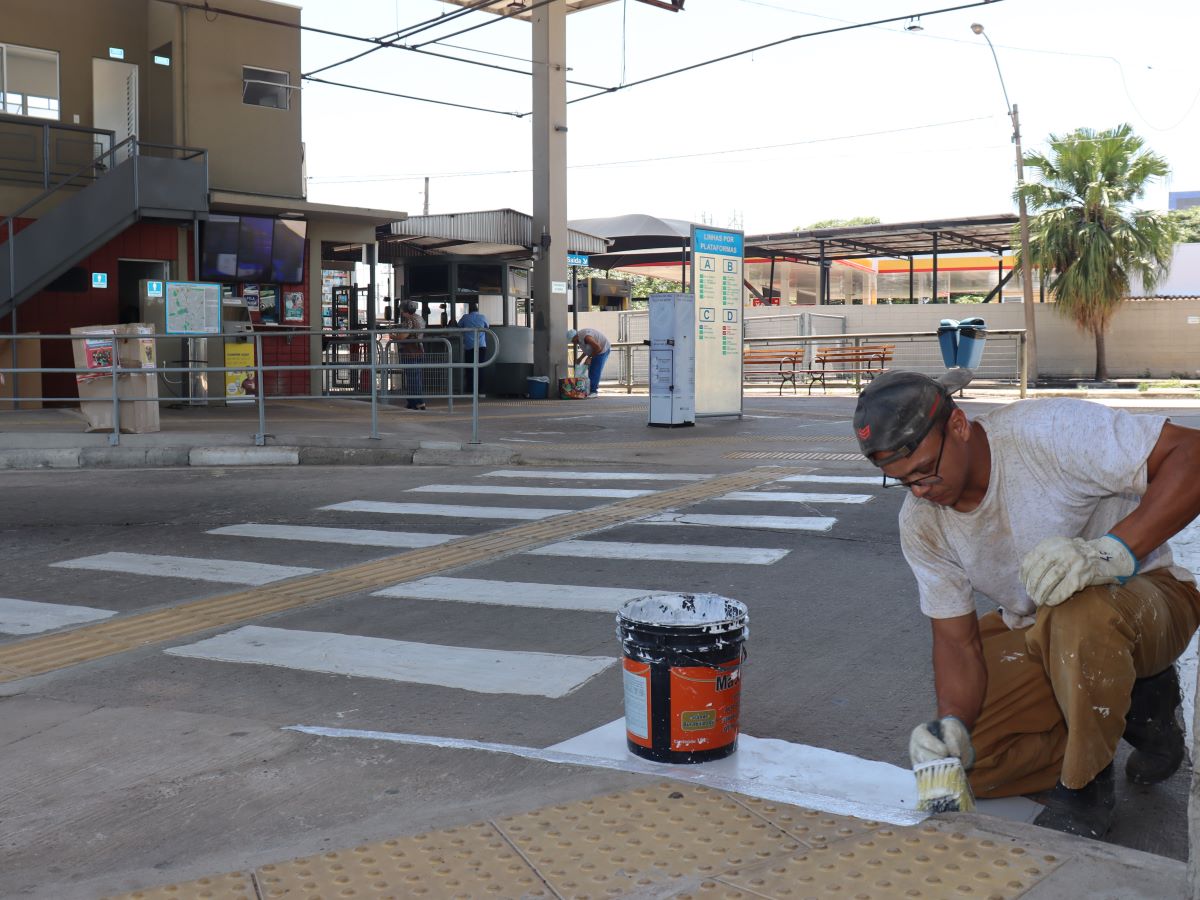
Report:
1,133,137,228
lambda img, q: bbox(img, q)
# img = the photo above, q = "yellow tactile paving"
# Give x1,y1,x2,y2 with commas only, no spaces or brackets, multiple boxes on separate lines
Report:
494,783,804,899
107,783,1065,900
101,870,255,899
0,467,799,682
254,823,554,899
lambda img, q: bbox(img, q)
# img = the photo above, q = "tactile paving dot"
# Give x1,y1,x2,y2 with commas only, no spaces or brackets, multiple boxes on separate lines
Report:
494,782,802,899
732,796,883,847
254,822,551,899
718,820,1063,899
102,871,255,899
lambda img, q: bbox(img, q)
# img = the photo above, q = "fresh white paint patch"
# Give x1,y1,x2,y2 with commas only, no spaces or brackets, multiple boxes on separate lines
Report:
528,540,788,565
646,513,835,531
207,524,456,548
167,625,615,698
483,469,709,482
51,552,318,585
320,500,564,521
0,597,117,635
722,491,873,504
780,474,882,486
409,484,651,499
374,577,658,612
1168,518,1200,748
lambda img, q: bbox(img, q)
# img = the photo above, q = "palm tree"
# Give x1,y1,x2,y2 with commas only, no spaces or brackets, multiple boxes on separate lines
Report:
1016,124,1176,381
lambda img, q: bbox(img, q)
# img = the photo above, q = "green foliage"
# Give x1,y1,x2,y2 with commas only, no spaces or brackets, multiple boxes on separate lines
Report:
796,216,882,231
951,294,987,304
1169,207,1200,243
577,267,682,300
1016,124,1175,380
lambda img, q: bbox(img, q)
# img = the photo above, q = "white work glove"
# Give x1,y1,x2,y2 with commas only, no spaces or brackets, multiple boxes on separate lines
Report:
910,716,975,769
1020,534,1138,609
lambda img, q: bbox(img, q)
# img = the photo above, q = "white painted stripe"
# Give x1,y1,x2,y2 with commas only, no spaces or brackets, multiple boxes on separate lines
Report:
646,513,835,531
409,484,651,499
483,469,709,482
51,552,318,585
208,523,456,548
722,491,873,504
374,577,656,612
528,540,788,565
167,626,615,698
0,597,117,635
320,500,564,521
780,474,882,486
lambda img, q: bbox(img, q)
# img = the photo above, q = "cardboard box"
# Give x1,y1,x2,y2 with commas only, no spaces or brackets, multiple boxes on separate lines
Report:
71,325,160,433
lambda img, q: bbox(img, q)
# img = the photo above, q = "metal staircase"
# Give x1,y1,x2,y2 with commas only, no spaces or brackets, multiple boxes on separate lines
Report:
1,134,208,322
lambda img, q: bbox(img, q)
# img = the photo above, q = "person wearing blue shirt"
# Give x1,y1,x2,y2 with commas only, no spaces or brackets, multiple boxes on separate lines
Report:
458,304,488,368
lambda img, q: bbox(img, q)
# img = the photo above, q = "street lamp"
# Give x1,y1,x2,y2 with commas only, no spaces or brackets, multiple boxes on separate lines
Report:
971,22,1038,384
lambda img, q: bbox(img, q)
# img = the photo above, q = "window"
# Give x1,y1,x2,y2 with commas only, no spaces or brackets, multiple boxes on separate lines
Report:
0,43,60,120
242,66,290,110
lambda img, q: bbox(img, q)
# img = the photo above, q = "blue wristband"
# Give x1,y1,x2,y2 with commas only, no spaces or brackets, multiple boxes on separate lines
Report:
1103,532,1140,583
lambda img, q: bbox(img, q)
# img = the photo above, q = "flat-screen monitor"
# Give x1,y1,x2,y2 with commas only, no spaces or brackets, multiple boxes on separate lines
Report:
237,215,274,281
271,219,307,284
199,214,240,281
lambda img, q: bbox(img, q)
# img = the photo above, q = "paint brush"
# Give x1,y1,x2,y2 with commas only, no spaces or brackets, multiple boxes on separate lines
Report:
914,756,975,814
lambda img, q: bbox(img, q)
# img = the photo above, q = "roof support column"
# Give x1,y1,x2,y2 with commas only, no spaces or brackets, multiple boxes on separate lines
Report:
908,256,914,304
931,232,939,304
818,241,826,307
531,2,569,386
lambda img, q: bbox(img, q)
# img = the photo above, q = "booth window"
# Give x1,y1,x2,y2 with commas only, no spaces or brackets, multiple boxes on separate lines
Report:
0,43,60,120
242,66,290,110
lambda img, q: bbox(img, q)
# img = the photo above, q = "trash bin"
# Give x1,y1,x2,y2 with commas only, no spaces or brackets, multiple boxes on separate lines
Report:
937,319,960,368
527,375,549,399
955,317,987,369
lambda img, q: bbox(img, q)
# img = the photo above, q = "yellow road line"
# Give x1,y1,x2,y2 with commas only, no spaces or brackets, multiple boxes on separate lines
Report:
0,466,799,683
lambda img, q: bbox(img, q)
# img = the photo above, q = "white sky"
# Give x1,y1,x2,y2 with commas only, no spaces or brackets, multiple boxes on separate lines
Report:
297,0,1200,233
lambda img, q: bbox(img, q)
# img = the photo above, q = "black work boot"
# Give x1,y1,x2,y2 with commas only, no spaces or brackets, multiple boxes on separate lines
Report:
1033,763,1115,839
1123,665,1186,785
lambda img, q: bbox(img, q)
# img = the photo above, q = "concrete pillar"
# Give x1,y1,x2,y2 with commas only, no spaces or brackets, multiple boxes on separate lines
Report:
530,1,569,387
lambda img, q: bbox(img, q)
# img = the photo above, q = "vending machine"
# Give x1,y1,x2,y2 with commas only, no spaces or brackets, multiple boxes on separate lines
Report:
647,292,695,427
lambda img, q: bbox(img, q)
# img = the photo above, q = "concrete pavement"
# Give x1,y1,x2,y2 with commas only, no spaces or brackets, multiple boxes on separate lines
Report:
2,386,1198,899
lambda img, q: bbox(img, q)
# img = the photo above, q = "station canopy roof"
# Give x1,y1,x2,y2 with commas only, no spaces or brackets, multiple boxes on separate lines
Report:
378,208,610,261
440,1,684,19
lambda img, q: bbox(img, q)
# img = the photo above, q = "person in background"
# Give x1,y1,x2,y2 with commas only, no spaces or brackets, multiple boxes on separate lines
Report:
458,303,489,378
567,327,610,398
398,300,426,410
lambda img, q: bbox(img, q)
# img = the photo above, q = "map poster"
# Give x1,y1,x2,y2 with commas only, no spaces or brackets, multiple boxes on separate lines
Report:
164,282,221,335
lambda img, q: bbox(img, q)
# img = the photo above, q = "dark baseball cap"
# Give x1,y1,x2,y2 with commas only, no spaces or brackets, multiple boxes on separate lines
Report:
853,368,974,466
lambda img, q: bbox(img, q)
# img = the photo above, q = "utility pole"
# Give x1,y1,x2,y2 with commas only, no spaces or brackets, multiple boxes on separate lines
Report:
423,176,429,216
1011,104,1038,383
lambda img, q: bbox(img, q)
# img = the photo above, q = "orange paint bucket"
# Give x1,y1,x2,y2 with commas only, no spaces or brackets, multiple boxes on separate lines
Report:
616,593,748,764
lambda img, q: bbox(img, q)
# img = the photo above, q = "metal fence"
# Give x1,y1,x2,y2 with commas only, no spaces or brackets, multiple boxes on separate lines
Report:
0,326,497,446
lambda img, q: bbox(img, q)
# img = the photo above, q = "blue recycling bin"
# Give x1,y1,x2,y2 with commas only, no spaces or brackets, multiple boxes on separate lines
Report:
936,317,987,369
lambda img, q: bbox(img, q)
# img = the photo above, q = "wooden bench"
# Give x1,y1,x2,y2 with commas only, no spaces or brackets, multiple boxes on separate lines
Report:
800,344,895,394
743,346,803,394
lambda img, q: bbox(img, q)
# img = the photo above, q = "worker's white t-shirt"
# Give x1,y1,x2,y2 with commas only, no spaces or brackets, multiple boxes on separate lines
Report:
900,398,1191,630
575,327,610,356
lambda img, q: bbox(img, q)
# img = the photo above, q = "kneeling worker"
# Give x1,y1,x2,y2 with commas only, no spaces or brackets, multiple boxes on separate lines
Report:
853,369,1200,838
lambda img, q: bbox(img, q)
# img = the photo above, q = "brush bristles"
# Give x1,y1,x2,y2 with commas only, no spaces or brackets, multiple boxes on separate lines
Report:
914,758,976,813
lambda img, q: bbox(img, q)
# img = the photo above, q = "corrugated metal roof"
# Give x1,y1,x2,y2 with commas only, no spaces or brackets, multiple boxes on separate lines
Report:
380,208,609,256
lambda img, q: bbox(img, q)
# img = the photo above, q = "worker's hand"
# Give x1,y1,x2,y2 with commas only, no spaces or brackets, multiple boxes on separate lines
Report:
910,716,975,769
1020,534,1138,609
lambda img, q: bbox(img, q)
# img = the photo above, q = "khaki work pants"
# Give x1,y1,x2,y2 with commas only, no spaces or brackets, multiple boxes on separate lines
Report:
967,570,1200,797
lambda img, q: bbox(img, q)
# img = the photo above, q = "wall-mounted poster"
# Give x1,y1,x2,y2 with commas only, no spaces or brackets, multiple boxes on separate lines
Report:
283,291,305,322
165,282,221,335
259,285,279,323
242,284,261,311
224,342,257,403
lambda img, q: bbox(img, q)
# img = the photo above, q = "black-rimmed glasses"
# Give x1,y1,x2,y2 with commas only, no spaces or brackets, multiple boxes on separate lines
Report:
882,421,947,490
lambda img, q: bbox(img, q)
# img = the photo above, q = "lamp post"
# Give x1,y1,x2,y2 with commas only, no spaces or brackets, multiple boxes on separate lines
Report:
971,22,1038,383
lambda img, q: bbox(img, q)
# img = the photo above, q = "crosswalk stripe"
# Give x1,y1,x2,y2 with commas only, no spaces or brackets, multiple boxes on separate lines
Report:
51,552,319,586
779,474,882,486
320,501,564,521
482,469,710,482
165,625,616,698
374,577,656,612
208,524,457,548
409,484,651,499
528,540,788,565
646,513,835,531
0,597,117,635
721,491,873,504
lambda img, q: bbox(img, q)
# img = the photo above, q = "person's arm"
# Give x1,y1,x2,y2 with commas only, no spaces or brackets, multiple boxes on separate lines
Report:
1109,423,1200,560
930,613,986,729
583,335,602,357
